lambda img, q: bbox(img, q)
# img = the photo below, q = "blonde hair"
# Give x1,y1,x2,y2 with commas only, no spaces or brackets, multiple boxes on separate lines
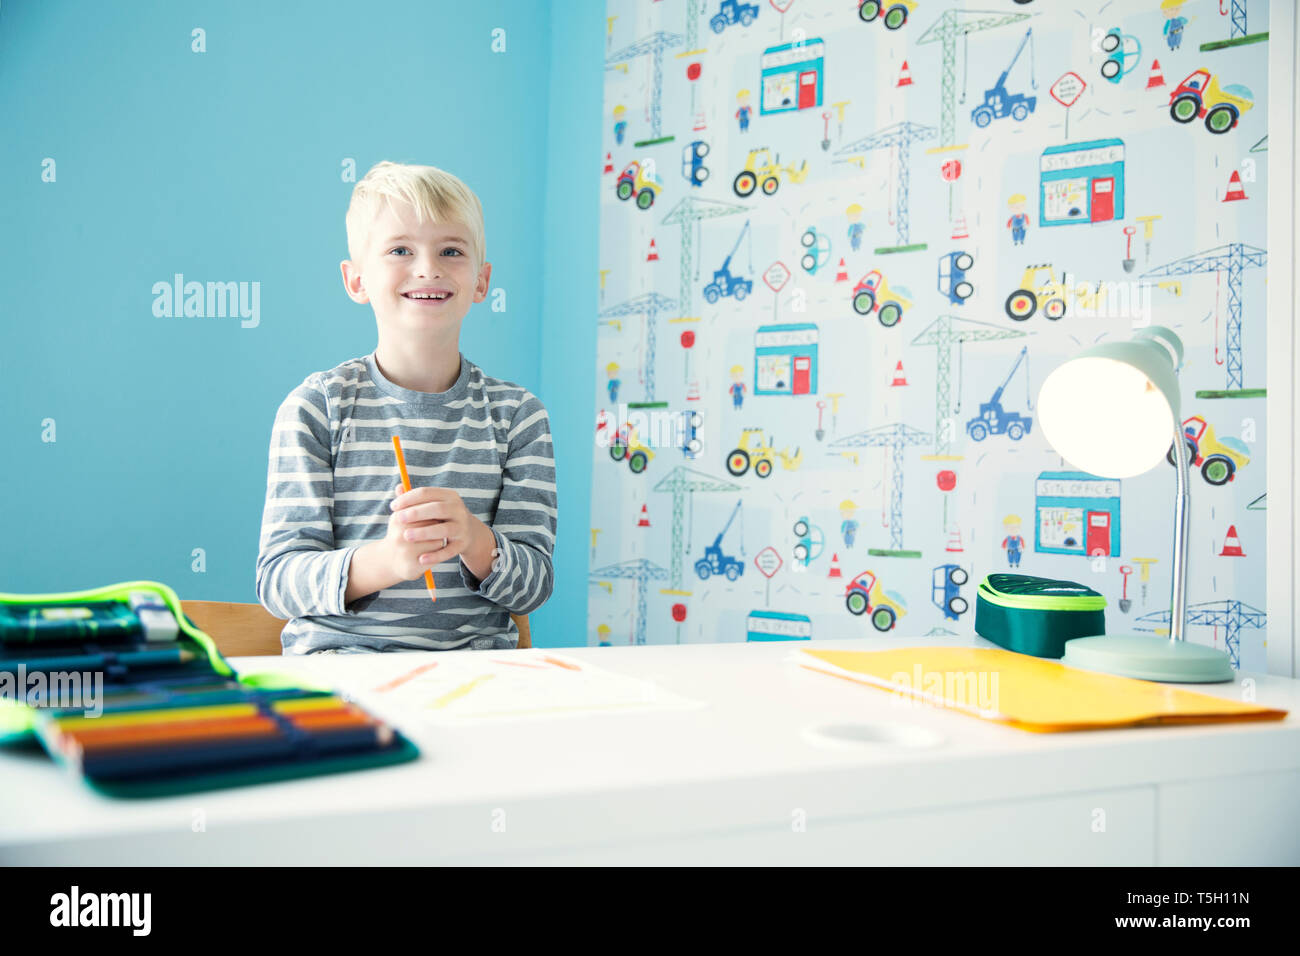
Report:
345,161,486,268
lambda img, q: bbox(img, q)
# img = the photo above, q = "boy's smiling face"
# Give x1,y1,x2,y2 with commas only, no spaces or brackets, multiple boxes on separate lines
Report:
341,199,490,338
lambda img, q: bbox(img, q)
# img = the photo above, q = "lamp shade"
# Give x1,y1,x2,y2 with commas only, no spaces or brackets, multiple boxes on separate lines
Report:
1037,328,1184,479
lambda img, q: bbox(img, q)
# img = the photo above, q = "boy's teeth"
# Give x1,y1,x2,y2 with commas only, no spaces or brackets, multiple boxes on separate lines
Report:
407,292,448,299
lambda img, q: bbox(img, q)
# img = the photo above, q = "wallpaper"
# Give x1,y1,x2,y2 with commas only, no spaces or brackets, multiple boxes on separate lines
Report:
589,0,1270,668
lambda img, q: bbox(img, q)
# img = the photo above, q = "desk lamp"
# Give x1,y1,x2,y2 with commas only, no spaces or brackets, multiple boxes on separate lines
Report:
1036,326,1234,683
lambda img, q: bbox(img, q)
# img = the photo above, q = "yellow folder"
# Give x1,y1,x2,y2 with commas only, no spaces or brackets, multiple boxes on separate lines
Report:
797,647,1287,733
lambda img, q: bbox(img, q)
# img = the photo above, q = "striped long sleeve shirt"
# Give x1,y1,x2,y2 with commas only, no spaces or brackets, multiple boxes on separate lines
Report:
255,352,556,654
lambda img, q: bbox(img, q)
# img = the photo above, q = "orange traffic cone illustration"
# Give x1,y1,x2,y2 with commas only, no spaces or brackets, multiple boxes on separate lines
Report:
686,379,701,401
637,504,650,527
896,60,913,88
890,360,908,386
1220,525,1244,556
1146,59,1165,89
834,258,849,282
647,238,659,261
945,526,964,552
1223,171,1247,202
951,215,969,239
603,151,614,174
828,553,842,579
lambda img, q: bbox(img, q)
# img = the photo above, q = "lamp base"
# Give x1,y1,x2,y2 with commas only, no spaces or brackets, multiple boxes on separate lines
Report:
1062,634,1235,683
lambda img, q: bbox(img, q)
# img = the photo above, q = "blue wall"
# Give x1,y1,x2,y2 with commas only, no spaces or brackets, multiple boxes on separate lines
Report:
0,0,601,646
533,0,605,646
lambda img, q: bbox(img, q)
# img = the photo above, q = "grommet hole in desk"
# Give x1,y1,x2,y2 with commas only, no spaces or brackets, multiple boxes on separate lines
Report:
802,721,945,751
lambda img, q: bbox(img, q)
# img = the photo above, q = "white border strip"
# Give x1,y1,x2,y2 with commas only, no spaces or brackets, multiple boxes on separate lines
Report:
1266,0,1297,678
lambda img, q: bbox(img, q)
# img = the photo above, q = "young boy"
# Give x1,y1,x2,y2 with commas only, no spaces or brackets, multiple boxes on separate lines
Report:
256,161,556,653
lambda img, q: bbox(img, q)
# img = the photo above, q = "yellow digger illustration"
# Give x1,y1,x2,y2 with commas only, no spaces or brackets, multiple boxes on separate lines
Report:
725,428,803,478
732,148,809,198
1004,263,1106,321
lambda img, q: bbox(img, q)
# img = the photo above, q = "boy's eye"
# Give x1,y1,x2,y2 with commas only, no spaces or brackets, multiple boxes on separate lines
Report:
389,247,410,256
441,248,464,256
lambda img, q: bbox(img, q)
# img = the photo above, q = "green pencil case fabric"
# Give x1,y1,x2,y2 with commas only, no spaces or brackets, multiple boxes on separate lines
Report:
974,573,1106,659
0,580,418,797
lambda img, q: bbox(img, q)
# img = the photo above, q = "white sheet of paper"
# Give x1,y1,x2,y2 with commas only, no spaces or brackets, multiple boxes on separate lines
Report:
324,649,704,725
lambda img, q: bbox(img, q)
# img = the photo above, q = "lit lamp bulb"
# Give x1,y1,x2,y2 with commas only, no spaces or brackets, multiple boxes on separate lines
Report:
1038,357,1176,479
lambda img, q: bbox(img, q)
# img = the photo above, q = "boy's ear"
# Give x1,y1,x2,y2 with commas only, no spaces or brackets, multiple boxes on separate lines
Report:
473,261,492,303
340,260,369,304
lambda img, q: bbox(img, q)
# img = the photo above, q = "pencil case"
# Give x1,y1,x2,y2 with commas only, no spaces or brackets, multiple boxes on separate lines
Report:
974,573,1106,659
0,580,418,797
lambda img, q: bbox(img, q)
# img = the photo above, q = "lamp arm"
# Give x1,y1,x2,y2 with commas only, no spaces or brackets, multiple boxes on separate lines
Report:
1169,418,1191,643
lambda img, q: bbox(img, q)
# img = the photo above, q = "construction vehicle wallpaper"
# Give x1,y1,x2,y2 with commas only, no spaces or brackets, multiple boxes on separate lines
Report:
590,0,1270,671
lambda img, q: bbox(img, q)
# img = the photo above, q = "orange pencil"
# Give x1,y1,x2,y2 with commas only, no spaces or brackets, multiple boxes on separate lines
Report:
57,716,281,754
286,711,380,733
392,435,437,602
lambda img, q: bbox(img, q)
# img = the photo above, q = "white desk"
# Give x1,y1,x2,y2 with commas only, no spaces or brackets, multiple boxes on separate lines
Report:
2,636,1297,865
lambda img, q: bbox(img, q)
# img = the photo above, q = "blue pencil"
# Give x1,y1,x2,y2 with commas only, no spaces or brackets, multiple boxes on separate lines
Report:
77,724,392,780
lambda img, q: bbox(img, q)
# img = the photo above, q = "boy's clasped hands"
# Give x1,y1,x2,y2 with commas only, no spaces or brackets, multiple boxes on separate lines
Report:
382,484,489,581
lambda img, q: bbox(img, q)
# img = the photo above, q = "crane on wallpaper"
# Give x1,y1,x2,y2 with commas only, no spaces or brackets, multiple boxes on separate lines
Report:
590,559,669,646
1136,600,1266,670
661,196,748,318
829,424,931,558
606,31,684,147
916,8,1031,150
1140,243,1266,398
1197,0,1269,51
598,293,677,402
910,316,1026,459
835,122,936,254
652,466,741,591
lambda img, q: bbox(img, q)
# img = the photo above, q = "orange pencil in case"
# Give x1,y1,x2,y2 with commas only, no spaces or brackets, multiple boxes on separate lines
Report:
392,435,436,603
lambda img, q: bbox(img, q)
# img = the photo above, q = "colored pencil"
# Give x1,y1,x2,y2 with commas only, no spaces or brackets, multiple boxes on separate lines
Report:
284,711,378,733
0,647,195,673
303,724,394,754
118,647,197,667
271,695,357,715
53,701,261,730
77,733,301,780
76,724,393,780
57,716,282,753
392,434,437,602
89,686,332,715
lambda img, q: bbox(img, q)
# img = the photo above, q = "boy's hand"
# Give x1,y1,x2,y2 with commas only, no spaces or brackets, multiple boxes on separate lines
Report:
383,484,487,582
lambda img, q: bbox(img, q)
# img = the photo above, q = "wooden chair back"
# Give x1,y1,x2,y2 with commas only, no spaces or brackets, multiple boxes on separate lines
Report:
180,602,531,656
